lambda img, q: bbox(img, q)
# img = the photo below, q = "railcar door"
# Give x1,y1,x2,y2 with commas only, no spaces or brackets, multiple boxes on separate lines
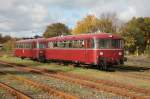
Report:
33,41,46,62
85,38,96,64
32,41,37,59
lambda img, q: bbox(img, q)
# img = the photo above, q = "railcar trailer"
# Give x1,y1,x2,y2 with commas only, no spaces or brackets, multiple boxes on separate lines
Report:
15,38,46,62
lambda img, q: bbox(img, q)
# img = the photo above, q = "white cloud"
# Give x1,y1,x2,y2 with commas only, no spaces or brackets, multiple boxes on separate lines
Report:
0,21,15,31
0,0,16,11
119,7,137,20
0,0,149,37
30,4,48,23
18,5,29,12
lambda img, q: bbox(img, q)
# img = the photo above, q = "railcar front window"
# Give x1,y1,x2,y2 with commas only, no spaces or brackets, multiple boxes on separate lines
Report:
98,39,110,49
111,39,123,48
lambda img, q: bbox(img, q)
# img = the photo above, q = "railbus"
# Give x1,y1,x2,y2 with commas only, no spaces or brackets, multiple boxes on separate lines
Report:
45,33,125,70
15,33,125,70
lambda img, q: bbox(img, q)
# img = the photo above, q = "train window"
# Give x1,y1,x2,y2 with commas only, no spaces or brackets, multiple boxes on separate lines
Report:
30,44,32,48
97,39,110,49
18,44,20,48
72,40,77,48
111,39,123,48
86,39,92,48
57,42,60,48
79,40,84,48
48,42,53,48
22,43,24,48
48,40,84,48
63,41,66,48
28,44,31,48
21,44,23,48
19,44,21,48
69,41,72,48
23,43,25,48
96,39,123,49
57,41,64,48
39,43,45,48
53,42,57,48
91,39,95,48
65,41,69,48
26,44,28,48
25,44,27,48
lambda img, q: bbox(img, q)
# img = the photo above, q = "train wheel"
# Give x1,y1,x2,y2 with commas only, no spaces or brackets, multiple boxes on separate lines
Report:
38,56,46,63
98,61,108,71
102,63,108,71
21,57,24,60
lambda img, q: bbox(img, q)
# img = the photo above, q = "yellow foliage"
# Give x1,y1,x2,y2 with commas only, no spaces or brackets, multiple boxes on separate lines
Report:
72,15,98,35
72,14,116,35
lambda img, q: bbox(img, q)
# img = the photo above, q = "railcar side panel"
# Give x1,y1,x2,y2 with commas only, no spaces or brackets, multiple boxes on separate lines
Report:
45,48,86,63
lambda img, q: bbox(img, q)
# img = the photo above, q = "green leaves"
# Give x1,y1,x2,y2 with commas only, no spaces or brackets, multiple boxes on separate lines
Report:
121,17,150,55
43,23,71,38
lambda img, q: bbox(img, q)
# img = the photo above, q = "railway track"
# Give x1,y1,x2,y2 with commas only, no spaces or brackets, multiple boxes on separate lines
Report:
0,71,78,99
0,61,150,99
11,75,79,99
59,72,150,96
0,82,31,99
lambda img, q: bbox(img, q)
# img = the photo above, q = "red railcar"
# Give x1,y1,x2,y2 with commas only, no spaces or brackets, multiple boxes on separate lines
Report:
45,33,125,69
15,33,125,70
15,38,46,61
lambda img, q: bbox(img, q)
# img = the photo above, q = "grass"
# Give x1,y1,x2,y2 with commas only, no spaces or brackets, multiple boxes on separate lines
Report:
0,55,150,89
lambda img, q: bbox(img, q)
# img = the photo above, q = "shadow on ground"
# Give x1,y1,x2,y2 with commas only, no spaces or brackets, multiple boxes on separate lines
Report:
109,65,150,72
83,64,150,72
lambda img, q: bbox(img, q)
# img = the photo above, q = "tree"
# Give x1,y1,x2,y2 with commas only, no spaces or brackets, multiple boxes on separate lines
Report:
98,12,118,33
0,34,12,43
43,23,71,38
0,34,2,43
72,13,118,34
120,17,150,55
2,39,15,52
72,15,98,34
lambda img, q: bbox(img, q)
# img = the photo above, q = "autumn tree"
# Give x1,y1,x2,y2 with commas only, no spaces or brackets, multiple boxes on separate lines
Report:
43,23,71,38
120,17,150,55
72,15,98,34
98,12,118,33
72,13,118,34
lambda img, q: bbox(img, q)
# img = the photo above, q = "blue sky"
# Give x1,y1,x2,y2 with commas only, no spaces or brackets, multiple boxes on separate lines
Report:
0,0,149,37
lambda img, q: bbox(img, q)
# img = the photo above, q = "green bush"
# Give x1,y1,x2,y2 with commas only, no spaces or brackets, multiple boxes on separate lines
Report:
2,39,15,52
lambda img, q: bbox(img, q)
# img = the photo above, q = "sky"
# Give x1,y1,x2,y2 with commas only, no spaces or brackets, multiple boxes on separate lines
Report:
0,0,149,37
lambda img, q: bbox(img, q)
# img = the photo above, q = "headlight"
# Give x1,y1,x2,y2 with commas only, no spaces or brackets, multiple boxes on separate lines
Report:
119,52,122,55
100,52,103,55
40,51,43,53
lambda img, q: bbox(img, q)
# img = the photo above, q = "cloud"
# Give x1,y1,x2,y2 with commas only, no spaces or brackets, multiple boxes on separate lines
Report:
0,0,149,37
119,6,137,21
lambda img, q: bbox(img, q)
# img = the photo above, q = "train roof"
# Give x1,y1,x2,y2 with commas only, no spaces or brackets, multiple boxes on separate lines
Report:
47,32,122,41
16,33,122,43
16,38,45,43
